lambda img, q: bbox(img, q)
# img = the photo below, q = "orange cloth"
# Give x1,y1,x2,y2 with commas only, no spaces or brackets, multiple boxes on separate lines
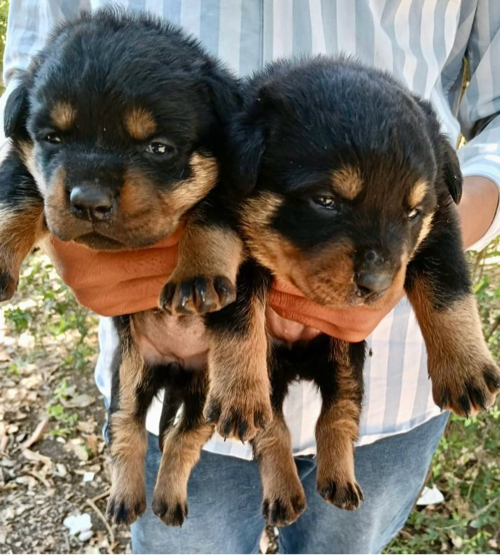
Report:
41,227,398,341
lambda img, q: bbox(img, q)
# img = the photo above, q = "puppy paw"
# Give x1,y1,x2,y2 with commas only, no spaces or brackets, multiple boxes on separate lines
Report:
0,270,18,302
317,478,363,511
204,388,272,442
159,274,236,315
432,358,500,417
107,485,146,525
151,493,188,527
262,490,307,527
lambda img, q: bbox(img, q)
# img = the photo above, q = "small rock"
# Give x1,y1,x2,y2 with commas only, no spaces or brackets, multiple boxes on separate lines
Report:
79,530,93,542
83,472,95,483
416,485,444,506
63,513,92,536
56,463,67,477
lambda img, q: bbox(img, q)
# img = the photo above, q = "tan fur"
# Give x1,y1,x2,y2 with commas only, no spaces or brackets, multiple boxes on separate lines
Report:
164,224,243,314
316,341,362,509
0,203,46,299
408,279,500,415
414,212,434,254
107,344,148,524
253,413,307,526
33,151,218,249
409,179,428,208
330,165,362,200
51,102,76,131
119,153,218,244
241,192,355,305
19,141,47,195
125,108,157,140
205,293,271,441
242,192,412,310
152,421,214,525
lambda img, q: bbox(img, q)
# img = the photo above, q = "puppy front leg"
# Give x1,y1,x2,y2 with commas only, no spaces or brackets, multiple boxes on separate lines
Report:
315,339,365,510
159,199,243,315
0,152,45,301
406,205,500,416
203,262,272,441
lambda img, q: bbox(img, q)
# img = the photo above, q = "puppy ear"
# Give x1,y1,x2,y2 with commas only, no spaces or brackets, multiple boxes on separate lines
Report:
229,113,266,195
4,79,29,138
439,137,463,204
416,97,463,204
202,62,242,126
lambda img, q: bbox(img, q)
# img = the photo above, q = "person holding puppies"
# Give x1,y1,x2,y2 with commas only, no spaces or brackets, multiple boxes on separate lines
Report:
2,1,500,553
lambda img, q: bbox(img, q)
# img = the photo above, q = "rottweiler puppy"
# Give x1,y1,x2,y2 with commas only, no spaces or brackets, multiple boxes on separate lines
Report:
167,56,500,527
227,56,500,523
0,9,269,526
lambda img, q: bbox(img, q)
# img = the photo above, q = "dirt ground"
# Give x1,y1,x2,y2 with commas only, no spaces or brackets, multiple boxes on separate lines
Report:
0,253,131,554
2,249,500,554
0,253,278,555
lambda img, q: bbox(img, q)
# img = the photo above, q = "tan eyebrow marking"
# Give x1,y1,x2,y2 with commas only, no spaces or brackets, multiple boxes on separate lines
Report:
409,179,429,208
330,165,363,200
125,108,157,140
51,102,76,131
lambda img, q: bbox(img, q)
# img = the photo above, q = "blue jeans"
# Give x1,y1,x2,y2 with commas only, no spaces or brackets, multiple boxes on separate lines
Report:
131,412,448,554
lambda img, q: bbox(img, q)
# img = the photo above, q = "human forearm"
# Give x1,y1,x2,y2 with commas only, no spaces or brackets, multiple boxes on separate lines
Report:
458,176,500,250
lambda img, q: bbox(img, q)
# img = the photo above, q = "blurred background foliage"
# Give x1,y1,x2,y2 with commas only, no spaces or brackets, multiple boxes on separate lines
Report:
0,1,499,553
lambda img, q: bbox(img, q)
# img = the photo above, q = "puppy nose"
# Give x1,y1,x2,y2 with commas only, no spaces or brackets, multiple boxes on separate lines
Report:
70,186,114,221
356,272,393,295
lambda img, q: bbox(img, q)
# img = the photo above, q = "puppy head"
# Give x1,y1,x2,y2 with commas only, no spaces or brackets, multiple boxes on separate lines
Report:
234,57,462,308
5,9,239,250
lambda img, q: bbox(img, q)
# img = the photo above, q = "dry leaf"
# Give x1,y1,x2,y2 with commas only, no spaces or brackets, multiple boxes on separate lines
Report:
62,394,95,408
22,449,53,467
22,418,49,449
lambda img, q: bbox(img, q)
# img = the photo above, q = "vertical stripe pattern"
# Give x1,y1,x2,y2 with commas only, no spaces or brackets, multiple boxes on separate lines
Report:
3,0,500,460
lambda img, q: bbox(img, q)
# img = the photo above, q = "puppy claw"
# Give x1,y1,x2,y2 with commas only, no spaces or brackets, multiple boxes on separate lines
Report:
159,275,236,316
433,360,500,417
107,491,146,525
262,493,307,527
204,395,272,442
318,479,363,511
152,496,188,527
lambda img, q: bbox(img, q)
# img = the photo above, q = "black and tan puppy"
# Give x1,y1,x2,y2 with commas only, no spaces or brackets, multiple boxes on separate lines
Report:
168,56,500,526
223,56,500,522
0,9,269,526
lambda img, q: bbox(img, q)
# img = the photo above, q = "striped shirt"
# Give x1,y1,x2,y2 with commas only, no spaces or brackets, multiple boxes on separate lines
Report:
2,0,500,460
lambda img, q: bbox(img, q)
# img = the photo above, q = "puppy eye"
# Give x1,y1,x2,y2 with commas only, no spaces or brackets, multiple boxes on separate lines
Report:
408,208,422,221
44,133,62,144
313,196,336,210
146,141,176,157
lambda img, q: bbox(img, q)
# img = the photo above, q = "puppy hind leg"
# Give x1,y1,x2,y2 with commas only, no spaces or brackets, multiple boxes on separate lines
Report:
315,339,365,511
107,326,161,525
152,369,214,527
253,413,307,527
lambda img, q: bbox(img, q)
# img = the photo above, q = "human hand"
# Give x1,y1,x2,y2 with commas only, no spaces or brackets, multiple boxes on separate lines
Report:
40,175,498,340
40,226,183,317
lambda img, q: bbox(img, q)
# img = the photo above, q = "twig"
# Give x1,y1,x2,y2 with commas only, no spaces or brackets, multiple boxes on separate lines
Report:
28,470,52,489
91,488,111,504
486,316,500,341
85,497,115,550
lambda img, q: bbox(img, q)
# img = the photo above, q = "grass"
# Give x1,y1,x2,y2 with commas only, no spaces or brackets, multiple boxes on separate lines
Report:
386,240,500,554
